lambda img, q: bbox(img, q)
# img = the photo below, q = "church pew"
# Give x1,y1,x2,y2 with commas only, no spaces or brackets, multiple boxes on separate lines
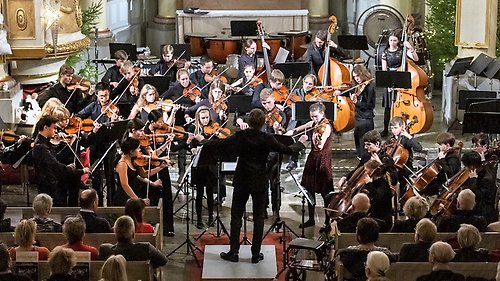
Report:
16,260,156,281
335,232,500,252
335,258,498,281
0,224,161,251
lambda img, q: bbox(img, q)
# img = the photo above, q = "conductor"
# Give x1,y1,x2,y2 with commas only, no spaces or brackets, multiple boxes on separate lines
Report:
198,109,307,263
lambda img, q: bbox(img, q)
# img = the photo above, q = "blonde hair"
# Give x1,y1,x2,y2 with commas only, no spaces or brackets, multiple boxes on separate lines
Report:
194,106,211,135
429,241,455,263
403,196,429,219
458,189,476,210
365,251,390,280
100,254,128,281
259,88,274,101
14,219,36,247
457,224,482,249
120,61,135,75
208,79,226,104
51,106,71,122
136,84,159,108
49,246,76,274
270,69,285,83
32,193,53,217
415,218,437,243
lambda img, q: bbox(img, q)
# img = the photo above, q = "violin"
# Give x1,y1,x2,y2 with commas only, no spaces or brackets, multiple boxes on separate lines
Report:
133,154,170,168
101,101,120,119
50,132,76,146
183,83,202,102
212,98,228,114
67,75,92,92
131,66,141,95
155,124,186,140
312,118,331,149
248,77,264,87
64,116,94,134
204,69,228,84
0,129,20,143
265,107,284,130
272,86,290,103
203,122,232,139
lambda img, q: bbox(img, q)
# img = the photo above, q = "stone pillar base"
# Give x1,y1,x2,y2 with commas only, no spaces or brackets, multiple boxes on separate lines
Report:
147,19,176,57
309,16,331,40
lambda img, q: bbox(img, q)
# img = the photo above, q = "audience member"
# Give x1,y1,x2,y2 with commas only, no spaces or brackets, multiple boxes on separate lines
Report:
0,243,32,281
125,198,154,233
496,261,500,281
337,218,395,281
99,254,128,281
99,215,167,268
416,241,465,281
79,189,112,233
392,196,429,232
487,206,500,232
365,251,391,281
399,218,437,262
30,193,62,232
47,246,79,281
336,193,370,233
9,219,50,260
437,189,488,232
61,216,99,260
0,199,13,232
452,224,489,262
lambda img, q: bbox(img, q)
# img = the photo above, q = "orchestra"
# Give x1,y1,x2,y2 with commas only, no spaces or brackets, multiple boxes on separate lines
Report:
3,7,500,280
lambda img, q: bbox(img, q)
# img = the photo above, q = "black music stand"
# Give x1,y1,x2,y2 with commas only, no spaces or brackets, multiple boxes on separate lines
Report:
375,71,411,89
445,57,473,77
483,58,500,80
230,20,257,37
469,53,494,88
228,95,253,115
109,43,137,61
142,76,171,96
291,101,335,122
274,62,310,79
338,35,368,63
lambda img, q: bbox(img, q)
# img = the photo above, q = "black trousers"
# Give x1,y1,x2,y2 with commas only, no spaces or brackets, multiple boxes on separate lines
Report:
354,118,374,159
306,190,331,225
229,187,266,257
90,144,116,206
148,168,174,232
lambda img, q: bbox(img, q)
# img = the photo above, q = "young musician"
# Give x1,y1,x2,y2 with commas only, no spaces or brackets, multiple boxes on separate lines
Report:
148,44,183,84
380,31,419,137
421,132,461,196
187,79,228,124
286,102,333,228
336,130,397,231
230,64,265,98
32,116,90,200
238,39,258,79
305,30,346,75
293,74,317,101
37,64,84,114
389,116,422,196
101,49,127,90
267,69,287,107
112,60,144,118
189,56,215,99
199,108,307,264
128,84,165,122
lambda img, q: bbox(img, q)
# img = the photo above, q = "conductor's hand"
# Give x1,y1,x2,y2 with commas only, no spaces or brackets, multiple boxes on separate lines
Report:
298,134,308,144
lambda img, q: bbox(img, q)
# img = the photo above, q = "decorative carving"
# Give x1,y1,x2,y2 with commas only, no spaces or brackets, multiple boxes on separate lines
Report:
15,8,27,31
7,0,35,39
44,36,90,55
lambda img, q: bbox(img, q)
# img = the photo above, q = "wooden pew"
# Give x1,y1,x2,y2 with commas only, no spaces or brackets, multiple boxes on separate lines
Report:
335,232,500,252
0,224,162,251
335,258,498,281
30,260,155,281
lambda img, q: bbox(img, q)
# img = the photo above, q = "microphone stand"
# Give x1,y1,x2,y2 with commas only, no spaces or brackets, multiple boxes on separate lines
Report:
94,25,99,82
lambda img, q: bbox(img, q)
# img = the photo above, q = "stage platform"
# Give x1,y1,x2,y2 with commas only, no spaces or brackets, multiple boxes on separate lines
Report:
202,245,277,281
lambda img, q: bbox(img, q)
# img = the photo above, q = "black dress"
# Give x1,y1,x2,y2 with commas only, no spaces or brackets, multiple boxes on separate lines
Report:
114,160,144,206
381,47,403,108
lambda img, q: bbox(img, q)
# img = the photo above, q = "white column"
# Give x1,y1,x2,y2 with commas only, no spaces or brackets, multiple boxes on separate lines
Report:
81,0,112,38
155,0,176,24
308,0,330,35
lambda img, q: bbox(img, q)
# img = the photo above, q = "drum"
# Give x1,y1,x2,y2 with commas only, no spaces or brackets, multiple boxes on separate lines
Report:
225,54,240,79
206,37,242,64
252,37,284,63
274,30,311,60
374,29,392,71
184,33,216,56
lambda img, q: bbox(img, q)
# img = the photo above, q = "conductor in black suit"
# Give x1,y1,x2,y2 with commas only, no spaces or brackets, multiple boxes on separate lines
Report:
199,109,307,264
78,189,112,233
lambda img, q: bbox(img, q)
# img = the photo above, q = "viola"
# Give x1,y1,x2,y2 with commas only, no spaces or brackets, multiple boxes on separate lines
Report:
203,122,232,139
183,83,202,102
265,107,284,130
272,86,290,103
204,69,228,84
65,116,94,134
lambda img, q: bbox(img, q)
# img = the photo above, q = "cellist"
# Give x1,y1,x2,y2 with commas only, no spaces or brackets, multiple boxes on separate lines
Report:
336,130,397,231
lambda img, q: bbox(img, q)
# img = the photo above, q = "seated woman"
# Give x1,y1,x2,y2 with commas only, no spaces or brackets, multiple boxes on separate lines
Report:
392,196,429,233
29,193,62,232
9,219,50,260
47,246,79,281
0,243,32,281
337,218,396,281
399,218,437,262
100,254,128,281
365,251,391,281
60,216,99,260
416,241,465,281
125,198,154,233
452,224,489,262
128,84,171,122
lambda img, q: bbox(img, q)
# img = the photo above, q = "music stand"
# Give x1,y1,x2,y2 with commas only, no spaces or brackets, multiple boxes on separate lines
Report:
292,101,334,122
483,58,500,80
337,35,368,50
162,44,191,61
109,43,137,61
469,53,494,88
230,20,257,37
274,62,310,79
142,76,171,95
445,57,473,77
375,71,412,89
227,95,253,115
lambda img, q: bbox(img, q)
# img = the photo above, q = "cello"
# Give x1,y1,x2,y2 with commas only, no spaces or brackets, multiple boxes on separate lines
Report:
317,16,355,133
392,16,433,134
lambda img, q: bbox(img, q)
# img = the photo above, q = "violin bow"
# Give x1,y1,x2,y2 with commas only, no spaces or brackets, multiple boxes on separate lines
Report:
198,67,230,93
59,136,88,172
206,119,230,141
232,70,266,95
162,50,186,77
283,76,303,110
172,84,202,104
291,120,328,139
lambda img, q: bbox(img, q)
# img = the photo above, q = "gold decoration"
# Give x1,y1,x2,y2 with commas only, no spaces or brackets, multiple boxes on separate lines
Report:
15,8,27,31
44,36,89,55
74,0,82,28
19,71,59,79
8,0,35,39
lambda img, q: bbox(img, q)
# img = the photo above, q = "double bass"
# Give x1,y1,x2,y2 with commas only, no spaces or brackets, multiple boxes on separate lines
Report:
257,20,272,83
392,16,433,134
317,16,355,133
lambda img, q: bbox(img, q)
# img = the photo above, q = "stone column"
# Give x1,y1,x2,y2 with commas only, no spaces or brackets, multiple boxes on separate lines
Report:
308,0,330,37
147,0,176,57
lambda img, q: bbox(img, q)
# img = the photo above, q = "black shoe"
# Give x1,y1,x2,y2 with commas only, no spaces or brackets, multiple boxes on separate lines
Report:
220,251,239,262
380,130,388,137
299,219,315,228
164,231,175,237
319,223,331,234
251,253,264,264
196,221,205,229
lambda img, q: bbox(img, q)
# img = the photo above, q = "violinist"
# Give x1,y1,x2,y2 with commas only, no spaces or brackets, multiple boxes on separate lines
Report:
380,31,419,137
230,64,265,98
237,89,286,134
286,102,333,229
186,79,228,124
420,132,461,196
335,65,375,160
189,56,215,99
389,116,422,195
77,82,119,206
37,64,84,115
112,60,144,118
267,69,287,107
32,116,90,204
238,39,258,79
128,84,170,122
305,30,346,75
101,49,127,90
149,45,182,84
336,130,397,231
293,74,317,101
